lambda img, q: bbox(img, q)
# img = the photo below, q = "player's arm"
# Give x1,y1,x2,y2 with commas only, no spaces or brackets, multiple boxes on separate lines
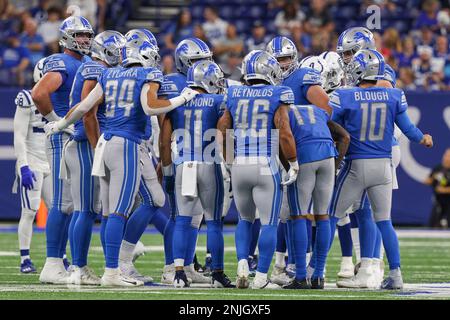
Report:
31,72,63,121
160,116,175,193
327,120,350,172
306,85,332,115
274,104,298,185
13,98,31,169
217,109,233,163
82,79,102,148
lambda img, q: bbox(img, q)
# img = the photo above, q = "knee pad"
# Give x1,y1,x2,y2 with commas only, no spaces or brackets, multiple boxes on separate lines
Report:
60,201,74,215
337,215,350,226
190,214,203,229
21,208,36,220
151,187,166,208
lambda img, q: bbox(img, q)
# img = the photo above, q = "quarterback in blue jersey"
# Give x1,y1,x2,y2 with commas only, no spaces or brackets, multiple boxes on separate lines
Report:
31,16,94,284
218,50,298,290
45,35,198,286
329,49,432,290
64,30,126,285
160,60,234,288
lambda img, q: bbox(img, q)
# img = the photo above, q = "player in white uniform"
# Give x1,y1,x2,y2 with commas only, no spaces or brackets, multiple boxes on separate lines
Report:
13,59,52,273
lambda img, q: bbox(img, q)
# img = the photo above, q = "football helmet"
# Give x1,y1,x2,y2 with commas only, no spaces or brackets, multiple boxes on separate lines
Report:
187,60,226,94
125,29,158,50
241,50,283,86
266,36,299,78
121,37,160,68
91,30,126,66
33,58,46,83
59,16,94,55
174,38,213,75
319,51,345,93
346,49,385,86
336,27,375,64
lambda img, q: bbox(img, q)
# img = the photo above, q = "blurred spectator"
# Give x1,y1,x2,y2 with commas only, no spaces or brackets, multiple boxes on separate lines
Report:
397,67,417,90
67,0,98,27
245,20,272,52
381,28,402,59
0,31,30,86
105,0,131,33
29,0,50,24
414,0,440,32
396,36,418,67
1,0,21,39
416,27,436,47
437,7,450,34
424,148,450,228
193,24,212,49
161,53,175,75
310,32,330,55
37,6,62,54
274,1,305,36
20,17,45,66
163,9,195,51
291,25,312,57
412,45,445,90
221,51,242,81
304,0,334,35
214,24,244,65
202,6,228,48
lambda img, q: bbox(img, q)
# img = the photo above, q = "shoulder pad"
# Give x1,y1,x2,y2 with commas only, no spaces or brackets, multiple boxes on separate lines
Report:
142,68,163,83
279,87,295,105
15,90,34,108
43,55,67,74
301,68,322,85
329,90,341,108
80,62,105,80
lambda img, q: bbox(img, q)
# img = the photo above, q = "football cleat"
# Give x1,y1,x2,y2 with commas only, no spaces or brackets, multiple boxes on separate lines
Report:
203,256,212,276
282,278,311,289
380,268,403,290
270,265,293,286
211,271,235,288
248,255,258,277
132,240,146,263
337,257,354,278
184,264,210,283
101,268,144,287
236,259,250,289
311,277,325,289
120,262,153,284
251,277,281,290
306,265,315,282
337,266,377,289
173,270,190,288
66,266,101,285
20,259,37,274
193,254,205,273
39,258,69,284
62,257,71,271
161,264,175,284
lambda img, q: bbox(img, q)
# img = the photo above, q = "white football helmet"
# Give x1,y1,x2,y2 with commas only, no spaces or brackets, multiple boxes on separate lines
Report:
33,58,46,83
319,51,345,93
299,55,328,86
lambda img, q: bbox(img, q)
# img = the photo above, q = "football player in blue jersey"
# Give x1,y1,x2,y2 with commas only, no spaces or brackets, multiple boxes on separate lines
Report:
32,16,94,284
329,49,433,290
64,30,126,285
218,50,298,289
159,38,215,285
45,36,199,286
160,60,234,288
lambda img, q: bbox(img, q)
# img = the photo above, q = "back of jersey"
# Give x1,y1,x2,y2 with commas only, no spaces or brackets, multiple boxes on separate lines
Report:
330,87,405,159
100,66,163,143
169,93,224,164
158,72,186,99
289,104,337,163
70,60,106,142
227,84,294,158
282,67,321,105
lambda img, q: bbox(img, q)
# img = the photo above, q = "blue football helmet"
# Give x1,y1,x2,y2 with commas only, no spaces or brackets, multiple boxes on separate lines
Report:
91,30,126,66
266,36,299,78
187,60,226,94
336,27,375,64
125,29,158,50
121,37,160,68
241,50,283,86
59,16,94,55
174,38,213,75
347,49,385,86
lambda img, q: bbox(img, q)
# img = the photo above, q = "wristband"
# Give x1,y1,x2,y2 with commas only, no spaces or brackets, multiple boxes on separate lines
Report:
44,110,61,122
288,160,299,170
168,95,187,108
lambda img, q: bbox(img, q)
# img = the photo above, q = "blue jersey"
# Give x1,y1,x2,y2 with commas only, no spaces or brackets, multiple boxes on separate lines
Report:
99,66,163,143
384,64,397,88
330,87,423,159
158,72,187,99
227,84,294,157
43,53,86,117
70,60,107,142
168,93,225,164
282,67,321,105
289,105,337,164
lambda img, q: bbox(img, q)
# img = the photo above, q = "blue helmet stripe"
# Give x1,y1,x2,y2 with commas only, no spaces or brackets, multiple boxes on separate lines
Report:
372,50,385,77
247,51,263,75
274,36,282,54
192,38,208,53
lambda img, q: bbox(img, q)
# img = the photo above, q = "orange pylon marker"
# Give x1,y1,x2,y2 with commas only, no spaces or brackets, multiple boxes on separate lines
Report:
36,199,48,229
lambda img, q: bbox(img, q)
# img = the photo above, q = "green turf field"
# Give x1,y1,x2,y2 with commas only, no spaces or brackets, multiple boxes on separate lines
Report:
1,227,450,300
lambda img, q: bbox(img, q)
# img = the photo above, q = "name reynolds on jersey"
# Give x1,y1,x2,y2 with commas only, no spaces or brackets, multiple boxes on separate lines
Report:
354,91,389,101
231,87,274,98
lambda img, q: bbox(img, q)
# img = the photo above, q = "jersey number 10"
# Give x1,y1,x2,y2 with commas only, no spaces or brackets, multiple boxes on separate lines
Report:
359,102,387,142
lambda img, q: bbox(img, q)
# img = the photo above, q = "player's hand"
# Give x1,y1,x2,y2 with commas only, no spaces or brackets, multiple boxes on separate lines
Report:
420,134,433,148
20,165,36,190
180,87,199,103
44,121,62,137
281,160,299,186
62,124,75,136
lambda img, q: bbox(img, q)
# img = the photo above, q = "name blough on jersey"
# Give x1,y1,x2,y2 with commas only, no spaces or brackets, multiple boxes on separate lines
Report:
354,91,389,101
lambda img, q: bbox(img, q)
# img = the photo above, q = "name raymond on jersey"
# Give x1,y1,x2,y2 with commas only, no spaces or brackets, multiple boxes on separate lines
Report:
185,97,215,107
232,87,274,98
354,91,389,101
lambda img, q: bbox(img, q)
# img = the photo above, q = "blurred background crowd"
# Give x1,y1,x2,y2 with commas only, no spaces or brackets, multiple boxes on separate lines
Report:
1,0,450,91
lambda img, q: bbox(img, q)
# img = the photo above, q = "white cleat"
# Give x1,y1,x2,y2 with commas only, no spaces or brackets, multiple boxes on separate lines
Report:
67,266,101,285
120,262,153,283
270,265,292,286
184,264,210,284
132,240,146,263
252,276,281,290
336,266,378,289
161,264,175,284
306,265,315,282
101,268,144,287
337,257,355,278
236,259,250,289
39,258,69,284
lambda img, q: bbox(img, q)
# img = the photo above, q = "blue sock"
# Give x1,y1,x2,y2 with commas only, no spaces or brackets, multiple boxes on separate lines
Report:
350,213,359,228
373,227,382,259
149,208,169,235
163,218,175,265
311,226,317,251
184,224,198,266
354,208,375,258
46,208,69,258
100,216,108,259
105,214,126,268
123,204,157,244
292,219,308,279
286,219,295,265
257,225,277,273
276,222,287,253
59,212,72,259
173,216,191,263
306,219,312,253
313,219,331,278
328,216,339,251
68,211,79,263
73,211,97,267
206,220,224,271
249,218,261,257
376,220,400,270
235,219,252,261
337,222,353,257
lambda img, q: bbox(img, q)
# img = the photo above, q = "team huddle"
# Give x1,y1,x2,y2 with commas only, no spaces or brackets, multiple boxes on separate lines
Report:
13,15,433,291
